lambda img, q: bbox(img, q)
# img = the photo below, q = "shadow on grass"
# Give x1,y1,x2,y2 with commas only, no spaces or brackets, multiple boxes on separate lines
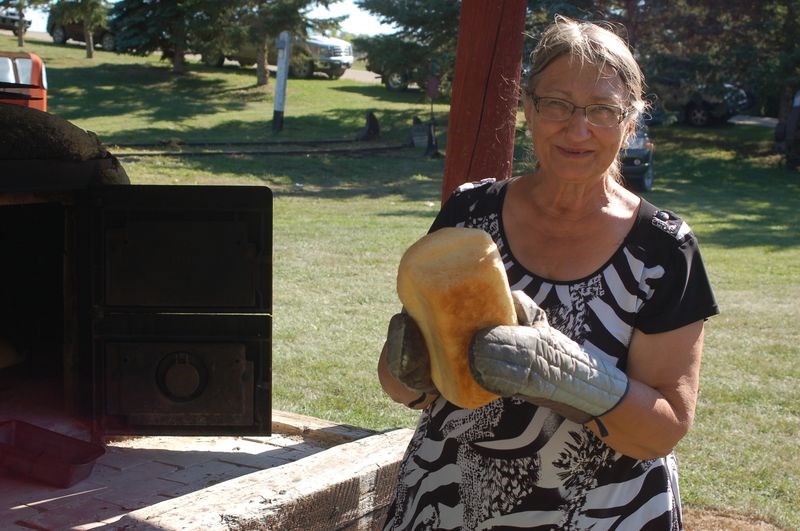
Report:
644,125,799,250
331,83,428,104
47,63,254,123
100,105,437,145
151,149,446,206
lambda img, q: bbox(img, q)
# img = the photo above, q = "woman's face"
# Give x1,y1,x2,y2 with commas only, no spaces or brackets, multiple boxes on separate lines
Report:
524,54,632,185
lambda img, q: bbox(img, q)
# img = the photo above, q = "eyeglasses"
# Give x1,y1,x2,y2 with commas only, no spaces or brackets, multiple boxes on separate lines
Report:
528,93,629,128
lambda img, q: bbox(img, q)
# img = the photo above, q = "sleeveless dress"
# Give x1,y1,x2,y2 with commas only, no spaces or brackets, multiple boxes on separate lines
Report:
383,178,719,531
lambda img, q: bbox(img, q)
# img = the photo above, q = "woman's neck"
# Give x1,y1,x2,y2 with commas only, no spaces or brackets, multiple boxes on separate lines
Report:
513,170,626,224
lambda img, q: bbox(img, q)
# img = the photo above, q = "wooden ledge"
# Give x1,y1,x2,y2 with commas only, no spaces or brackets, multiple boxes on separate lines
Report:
270,410,377,446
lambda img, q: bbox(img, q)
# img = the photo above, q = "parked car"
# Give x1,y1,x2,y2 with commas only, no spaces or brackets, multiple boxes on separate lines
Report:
621,121,655,192
649,76,755,126
0,8,31,35
202,35,353,80
46,1,116,51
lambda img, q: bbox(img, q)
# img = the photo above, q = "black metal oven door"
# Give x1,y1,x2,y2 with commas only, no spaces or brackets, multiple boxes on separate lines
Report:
87,185,272,437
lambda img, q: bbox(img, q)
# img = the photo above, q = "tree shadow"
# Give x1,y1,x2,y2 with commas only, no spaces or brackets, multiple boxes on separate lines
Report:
48,63,251,123
641,125,799,250
332,83,427,104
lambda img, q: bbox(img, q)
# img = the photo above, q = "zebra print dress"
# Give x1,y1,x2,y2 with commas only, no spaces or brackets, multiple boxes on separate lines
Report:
383,178,718,531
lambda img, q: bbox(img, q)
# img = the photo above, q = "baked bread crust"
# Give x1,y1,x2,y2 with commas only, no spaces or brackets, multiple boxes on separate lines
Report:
397,227,516,408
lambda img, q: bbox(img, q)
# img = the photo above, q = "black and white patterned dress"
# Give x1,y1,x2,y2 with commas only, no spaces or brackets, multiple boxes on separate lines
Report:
383,178,719,531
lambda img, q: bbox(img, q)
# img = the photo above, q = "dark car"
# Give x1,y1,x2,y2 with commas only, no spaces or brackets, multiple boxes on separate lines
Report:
621,122,655,192
355,34,449,92
0,9,31,35
46,1,115,50
649,77,755,126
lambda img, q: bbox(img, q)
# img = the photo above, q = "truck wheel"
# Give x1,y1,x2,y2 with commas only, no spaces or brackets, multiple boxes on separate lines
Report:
385,72,408,92
290,60,314,79
686,103,710,126
327,68,345,80
52,26,67,44
638,164,655,192
202,52,225,67
100,33,115,51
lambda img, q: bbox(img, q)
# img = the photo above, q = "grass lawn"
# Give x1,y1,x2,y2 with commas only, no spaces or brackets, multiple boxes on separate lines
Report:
4,33,799,530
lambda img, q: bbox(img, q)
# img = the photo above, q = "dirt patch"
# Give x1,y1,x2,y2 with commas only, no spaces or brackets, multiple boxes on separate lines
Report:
684,508,784,530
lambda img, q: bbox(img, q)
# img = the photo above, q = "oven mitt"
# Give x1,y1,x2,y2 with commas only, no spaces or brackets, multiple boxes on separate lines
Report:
385,311,437,394
469,291,629,431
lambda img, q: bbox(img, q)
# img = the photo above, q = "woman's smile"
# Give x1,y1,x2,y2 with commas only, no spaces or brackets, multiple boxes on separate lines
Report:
556,145,595,158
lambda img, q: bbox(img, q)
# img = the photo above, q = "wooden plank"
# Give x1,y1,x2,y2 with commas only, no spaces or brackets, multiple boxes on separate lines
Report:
116,428,415,530
271,410,377,446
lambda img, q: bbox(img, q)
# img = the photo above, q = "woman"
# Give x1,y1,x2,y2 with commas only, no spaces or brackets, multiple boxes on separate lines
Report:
377,15,719,530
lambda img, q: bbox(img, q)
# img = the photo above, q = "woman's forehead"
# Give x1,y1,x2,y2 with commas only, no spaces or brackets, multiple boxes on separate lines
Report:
536,55,625,100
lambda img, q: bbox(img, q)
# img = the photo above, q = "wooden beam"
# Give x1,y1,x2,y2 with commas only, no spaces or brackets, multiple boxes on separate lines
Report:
441,0,527,202
271,410,376,446
116,428,415,530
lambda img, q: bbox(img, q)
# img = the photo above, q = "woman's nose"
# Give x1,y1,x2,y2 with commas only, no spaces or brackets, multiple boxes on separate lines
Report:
564,110,591,139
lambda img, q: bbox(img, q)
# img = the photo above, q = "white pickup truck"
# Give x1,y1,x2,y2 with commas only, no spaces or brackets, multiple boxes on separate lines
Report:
203,34,354,80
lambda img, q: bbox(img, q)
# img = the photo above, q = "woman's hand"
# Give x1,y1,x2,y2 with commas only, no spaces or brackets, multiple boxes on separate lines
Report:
377,312,439,409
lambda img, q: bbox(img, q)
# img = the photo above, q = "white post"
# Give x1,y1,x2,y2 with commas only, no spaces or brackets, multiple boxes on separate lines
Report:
272,31,292,132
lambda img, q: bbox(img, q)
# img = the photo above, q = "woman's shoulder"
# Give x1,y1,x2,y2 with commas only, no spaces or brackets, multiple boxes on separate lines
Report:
631,198,698,249
450,177,509,197
432,178,510,231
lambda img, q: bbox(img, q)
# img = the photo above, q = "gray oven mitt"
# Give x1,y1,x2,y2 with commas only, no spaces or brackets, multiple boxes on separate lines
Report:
469,291,629,430
385,311,437,394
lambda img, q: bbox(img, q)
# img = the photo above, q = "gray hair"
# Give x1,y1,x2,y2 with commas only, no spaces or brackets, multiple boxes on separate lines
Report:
525,15,646,118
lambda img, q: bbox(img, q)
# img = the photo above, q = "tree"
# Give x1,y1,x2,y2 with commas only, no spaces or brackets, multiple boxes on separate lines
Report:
200,0,336,86
49,0,110,58
354,0,460,91
0,0,50,47
523,1,799,119
110,0,339,79
109,0,235,74
249,1,335,86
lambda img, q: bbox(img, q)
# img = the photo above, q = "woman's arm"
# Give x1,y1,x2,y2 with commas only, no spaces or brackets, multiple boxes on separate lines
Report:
586,320,705,460
377,342,438,410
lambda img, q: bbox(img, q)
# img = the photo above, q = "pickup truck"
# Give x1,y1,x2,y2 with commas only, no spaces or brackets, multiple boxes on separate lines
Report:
0,8,31,35
202,35,354,80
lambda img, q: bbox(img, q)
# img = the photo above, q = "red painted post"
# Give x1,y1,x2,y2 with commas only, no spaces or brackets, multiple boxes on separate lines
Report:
441,0,527,203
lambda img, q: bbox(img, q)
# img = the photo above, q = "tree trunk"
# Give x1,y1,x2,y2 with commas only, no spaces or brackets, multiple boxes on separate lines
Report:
171,22,187,74
172,44,187,74
256,38,269,86
84,22,94,59
16,5,24,47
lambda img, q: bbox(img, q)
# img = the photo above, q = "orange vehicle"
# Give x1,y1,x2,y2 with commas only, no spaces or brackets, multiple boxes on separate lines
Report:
0,51,47,111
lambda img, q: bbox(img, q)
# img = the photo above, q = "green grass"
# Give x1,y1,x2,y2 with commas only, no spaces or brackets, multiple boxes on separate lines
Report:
4,33,799,529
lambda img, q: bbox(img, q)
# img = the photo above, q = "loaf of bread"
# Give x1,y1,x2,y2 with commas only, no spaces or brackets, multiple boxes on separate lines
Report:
396,227,517,408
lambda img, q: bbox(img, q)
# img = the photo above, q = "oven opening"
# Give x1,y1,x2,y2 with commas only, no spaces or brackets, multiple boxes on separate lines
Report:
0,201,79,427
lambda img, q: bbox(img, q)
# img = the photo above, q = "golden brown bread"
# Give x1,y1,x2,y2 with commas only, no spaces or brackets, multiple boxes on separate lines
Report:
396,227,516,408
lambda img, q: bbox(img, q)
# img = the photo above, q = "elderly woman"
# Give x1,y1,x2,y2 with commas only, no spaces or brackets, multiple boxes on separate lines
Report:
377,15,719,530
